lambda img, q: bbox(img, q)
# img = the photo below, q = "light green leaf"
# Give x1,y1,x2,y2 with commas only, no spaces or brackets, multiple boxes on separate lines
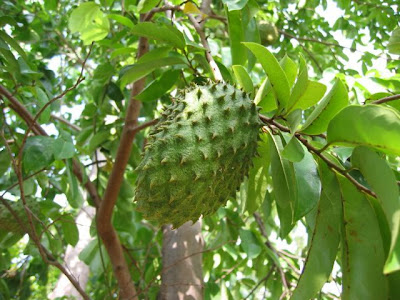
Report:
23,136,55,172
137,0,159,13
88,131,110,152
232,65,254,95
227,9,246,66
34,87,51,124
68,2,110,45
280,55,298,89
268,132,295,237
246,134,270,214
352,146,400,273
327,105,400,156
239,229,262,259
53,139,75,160
61,214,79,246
338,175,388,300
107,14,134,29
131,22,185,49
0,30,28,61
137,46,172,64
388,27,400,55
301,79,348,135
65,160,83,208
120,57,184,87
287,81,327,114
243,42,290,110
222,0,249,11
291,162,341,300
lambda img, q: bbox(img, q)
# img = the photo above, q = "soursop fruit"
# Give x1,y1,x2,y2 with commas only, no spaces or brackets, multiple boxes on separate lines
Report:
259,21,279,46
134,82,263,228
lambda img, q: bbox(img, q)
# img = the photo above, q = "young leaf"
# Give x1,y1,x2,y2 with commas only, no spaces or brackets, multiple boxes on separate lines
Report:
131,22,185,49
232,65,254,95
227,9,246,66
268,132,296,237
327,105,400,156
68,2,110,45
338,175,388,299
243,42,290,110
301,79,348,135
352,146,400,273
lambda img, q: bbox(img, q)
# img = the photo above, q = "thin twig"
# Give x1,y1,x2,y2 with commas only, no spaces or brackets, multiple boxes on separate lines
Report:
244,265,276,300
187,14,223,81
371,94,400,105
51,114,81,131
259,114,376,198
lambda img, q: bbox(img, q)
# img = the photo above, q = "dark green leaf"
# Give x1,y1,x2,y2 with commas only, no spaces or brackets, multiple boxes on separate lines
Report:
131,22,185,49
23,136,55,172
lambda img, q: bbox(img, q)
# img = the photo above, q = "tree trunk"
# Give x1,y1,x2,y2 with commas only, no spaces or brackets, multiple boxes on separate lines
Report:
160,221,204,300
49,206,95,299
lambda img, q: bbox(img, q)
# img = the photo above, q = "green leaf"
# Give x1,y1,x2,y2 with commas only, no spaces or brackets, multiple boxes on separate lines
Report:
268,132,295,237
222,0,249,11
293,148,321,220
227,9,246,66
0,30,28,61
106,81,124,101
388,28,400,55
287,81,327,114
291,162,341,300
327,105,400,156
280,55,298,89
301,79,348,135
88,131,110,152
120,57,184,87
243,42,290,111
68,2,110,45
281,137,304,162
246,134,270,214
0,150,11,176
137,0,159,13
23,136,55,172
239,229,262,259
61,214,79,246
338,175,388,300
65,160,83,208
352,146,400,273
107,14,134,29
232,65,254,95
53,139,75,160
137,46,172,64
131,22,185,49
35,86,51,124
136,69,180,102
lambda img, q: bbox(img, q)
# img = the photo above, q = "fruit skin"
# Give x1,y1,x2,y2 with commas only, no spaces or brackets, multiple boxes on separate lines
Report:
258,21,279,46
0,198,40,234
134,81,263,228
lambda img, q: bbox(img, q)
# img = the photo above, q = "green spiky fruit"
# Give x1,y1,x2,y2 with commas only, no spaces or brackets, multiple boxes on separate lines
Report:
134,82,262,228
259,21,279,46
0,198,39,234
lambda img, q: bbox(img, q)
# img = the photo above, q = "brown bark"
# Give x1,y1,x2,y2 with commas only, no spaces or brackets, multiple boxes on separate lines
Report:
160,221,204,300
96,35,149,300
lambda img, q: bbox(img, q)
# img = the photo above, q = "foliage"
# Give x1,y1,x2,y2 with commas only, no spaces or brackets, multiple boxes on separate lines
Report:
0,0,399,299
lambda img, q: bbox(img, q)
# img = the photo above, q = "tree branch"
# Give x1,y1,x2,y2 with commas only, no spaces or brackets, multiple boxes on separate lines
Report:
51,114,81,131
96,26,150,298
187,14,223,81
259,114,376,198
371,94,400,105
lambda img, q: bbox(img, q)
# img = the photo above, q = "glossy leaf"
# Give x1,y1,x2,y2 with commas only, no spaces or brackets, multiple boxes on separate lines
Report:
287,81,327,114
244,42,290,110
281,137,304,162
23,136,55,173
327,105,400,156
120,57,185,87
338,175,388,300
131,22,185,49
136,69,179,102
302,79,348,135
232,65,254,95
291,171,341,300
352,146,400,273
269,132,295,237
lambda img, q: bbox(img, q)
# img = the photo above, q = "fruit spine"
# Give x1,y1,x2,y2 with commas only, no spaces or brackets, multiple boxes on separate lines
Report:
134,81,262,228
